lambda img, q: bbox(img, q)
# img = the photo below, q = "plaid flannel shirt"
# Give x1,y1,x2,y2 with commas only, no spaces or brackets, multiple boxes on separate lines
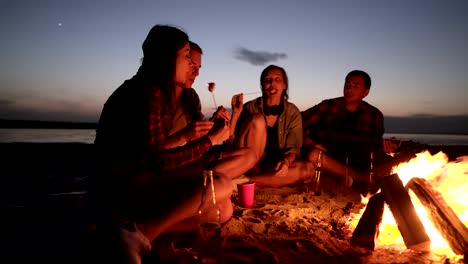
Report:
302,97,384,153
147,85,212,171
96,75,212,174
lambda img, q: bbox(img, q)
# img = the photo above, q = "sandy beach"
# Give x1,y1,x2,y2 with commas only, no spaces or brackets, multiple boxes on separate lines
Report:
0,142,467,263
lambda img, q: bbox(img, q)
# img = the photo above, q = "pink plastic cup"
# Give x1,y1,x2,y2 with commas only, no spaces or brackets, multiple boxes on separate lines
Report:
237,182,255,208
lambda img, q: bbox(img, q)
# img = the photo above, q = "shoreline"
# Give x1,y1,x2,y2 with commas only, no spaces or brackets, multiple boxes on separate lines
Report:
2,116,468,135
2,131,468,147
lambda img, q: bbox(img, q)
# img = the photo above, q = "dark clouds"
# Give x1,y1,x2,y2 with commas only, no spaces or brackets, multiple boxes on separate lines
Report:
234,46,287,66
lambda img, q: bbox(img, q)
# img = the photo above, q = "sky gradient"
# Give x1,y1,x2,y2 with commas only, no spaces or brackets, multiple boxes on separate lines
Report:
1,0,467,123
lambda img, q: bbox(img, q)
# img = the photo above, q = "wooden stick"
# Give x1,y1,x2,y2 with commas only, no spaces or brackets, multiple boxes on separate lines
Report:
210,93,217,109
350,192,385,250
381,173,431,252
243,91,261,95
406,177,468,255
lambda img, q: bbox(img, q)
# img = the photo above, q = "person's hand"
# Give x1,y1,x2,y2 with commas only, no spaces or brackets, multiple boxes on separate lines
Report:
314,144,327,152
274,160,289,177
207,120,230,145
183,121,214,141
383,137,399,154
210,106,231,124
231,93,243,116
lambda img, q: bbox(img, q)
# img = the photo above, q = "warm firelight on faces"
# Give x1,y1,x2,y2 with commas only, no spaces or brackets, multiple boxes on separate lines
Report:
375,151,468,259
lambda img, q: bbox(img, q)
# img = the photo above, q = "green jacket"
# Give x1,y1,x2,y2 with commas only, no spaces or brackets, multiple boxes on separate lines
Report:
239,97,303,157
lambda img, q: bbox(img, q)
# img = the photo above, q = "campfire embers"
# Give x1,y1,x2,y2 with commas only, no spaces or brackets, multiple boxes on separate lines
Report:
351,172,468,258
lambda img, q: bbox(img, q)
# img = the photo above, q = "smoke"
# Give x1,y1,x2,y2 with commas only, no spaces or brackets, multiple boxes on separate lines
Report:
234,46,287,66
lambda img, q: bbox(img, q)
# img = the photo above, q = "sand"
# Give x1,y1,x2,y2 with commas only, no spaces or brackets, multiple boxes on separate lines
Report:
152,177,466,264
152,144,468,264
1,143,467,263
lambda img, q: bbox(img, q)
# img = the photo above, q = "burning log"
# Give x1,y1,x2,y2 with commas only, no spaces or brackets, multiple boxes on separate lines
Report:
406,177,468,255
381,174,431,252
350,193,385,250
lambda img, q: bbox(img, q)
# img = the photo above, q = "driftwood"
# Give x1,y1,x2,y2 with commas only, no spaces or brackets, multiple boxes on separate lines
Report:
381,174,431,252
406,177,468,255
350,193,385,250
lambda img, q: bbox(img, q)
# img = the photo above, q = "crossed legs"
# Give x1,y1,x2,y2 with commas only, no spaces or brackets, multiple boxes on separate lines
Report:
232,113,315,187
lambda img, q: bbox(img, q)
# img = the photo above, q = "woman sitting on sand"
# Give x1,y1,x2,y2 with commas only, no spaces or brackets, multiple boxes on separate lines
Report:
92,24,251,263
232,65,315,187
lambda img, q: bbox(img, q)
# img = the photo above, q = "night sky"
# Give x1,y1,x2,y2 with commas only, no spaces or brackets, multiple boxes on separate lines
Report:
1,0,466,124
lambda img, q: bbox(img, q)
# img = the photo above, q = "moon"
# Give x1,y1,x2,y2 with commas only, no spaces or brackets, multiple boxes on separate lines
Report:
58,22,62,27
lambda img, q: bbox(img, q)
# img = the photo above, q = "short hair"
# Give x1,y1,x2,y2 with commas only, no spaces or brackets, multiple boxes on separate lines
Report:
189,41,203,54
346,70,371,90
260,64,289,100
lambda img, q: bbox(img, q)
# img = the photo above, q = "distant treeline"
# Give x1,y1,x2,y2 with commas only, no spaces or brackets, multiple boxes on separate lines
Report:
0,119,97,129
1,115,467,134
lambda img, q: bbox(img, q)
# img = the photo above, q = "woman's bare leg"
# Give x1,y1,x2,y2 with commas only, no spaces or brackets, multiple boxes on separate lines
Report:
136,174,233,242
211,148,257,179
234,114,266,161
208,113,266,180
249,161,315,187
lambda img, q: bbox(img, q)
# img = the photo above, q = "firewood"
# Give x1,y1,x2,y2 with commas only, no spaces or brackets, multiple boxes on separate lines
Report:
350,193,385,250
406,177,468,255
381,174,431,252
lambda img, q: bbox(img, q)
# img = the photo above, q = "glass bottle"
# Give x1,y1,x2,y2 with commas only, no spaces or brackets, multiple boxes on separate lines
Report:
195,170,222,263
313,150,323,196
368,151,379,194
343,156,350,193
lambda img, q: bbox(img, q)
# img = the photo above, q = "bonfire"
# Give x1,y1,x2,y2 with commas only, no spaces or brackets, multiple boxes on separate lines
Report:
154,150,468,264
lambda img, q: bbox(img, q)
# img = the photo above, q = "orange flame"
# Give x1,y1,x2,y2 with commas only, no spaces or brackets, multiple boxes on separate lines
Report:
375,151,468,258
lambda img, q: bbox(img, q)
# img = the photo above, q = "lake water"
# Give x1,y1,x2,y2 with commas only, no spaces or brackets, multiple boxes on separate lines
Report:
0,128,96,144
0,129,468,146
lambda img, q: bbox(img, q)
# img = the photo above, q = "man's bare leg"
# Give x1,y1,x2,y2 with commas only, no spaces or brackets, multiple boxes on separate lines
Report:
306,148,362,186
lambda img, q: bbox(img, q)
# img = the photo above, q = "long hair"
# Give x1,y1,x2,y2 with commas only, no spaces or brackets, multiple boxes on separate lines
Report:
260,64,289,100
138,24,189,104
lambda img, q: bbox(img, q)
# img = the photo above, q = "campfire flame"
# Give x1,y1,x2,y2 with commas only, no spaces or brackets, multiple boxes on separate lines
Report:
376,151,468,258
